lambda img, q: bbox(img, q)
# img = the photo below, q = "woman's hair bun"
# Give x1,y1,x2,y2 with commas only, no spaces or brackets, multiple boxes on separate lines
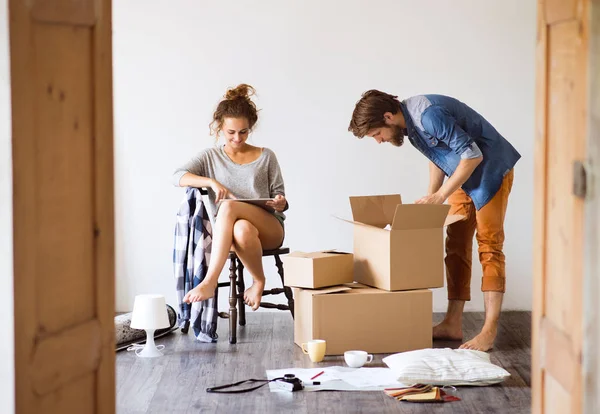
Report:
225,84,255,101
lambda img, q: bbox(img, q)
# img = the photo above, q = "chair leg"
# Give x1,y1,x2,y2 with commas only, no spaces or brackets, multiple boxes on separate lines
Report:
275,254,294,319
228,253,238,344
181,320,190,334
237,258,246,326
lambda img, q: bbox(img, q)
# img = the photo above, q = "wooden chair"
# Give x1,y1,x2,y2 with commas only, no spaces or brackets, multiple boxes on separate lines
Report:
217,248,294,344
197,189,294,344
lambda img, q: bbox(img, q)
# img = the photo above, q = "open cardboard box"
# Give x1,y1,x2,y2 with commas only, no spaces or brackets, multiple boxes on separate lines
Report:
294,283,432,355
282,250,354,289
337,194,463,291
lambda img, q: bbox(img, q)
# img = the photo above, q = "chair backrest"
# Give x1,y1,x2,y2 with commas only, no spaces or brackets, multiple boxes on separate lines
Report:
193,187,215,227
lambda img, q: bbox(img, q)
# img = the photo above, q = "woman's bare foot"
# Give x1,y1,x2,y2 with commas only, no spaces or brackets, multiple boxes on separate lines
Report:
459,327,497,352
244,279,265,311
432,320,463,341
183,281,217,304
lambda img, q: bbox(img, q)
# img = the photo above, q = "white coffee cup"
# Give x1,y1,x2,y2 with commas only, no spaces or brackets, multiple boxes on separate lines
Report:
344,350,373,368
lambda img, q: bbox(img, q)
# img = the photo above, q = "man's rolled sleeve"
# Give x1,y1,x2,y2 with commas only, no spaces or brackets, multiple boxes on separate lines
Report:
460,142,483,159
421,106,479,158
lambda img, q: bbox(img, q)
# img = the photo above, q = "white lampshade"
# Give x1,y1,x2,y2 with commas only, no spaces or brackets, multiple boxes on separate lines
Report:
130,294,170,330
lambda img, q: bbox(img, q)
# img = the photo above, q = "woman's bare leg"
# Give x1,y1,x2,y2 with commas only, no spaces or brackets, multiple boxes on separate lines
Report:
184,202,283,305
232,220,265,310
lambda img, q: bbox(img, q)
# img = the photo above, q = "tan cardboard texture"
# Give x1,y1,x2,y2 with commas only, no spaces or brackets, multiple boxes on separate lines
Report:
349,194,401,228
294,284,432,355
282,251,354,289
341,194,463,291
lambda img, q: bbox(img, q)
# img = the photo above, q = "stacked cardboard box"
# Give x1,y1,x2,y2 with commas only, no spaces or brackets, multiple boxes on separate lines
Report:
284,195,462,356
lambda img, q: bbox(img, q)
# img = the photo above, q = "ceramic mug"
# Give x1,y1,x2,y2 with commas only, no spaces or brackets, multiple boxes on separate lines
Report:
302,339,326,362
344,350,373,368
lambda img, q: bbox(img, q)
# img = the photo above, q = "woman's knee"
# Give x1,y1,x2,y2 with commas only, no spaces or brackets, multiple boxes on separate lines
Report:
217,201,234,220
233,220,259,248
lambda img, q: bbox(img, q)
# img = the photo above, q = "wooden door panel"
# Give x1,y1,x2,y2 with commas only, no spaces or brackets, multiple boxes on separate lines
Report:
544,375,571,414
39,374,96,414
534,0,589,413
10,0,115,412
30,319,101,395
34,23,96,333
545,0,579,24
545,20,586,335
31,0,97,26
541,318,580,393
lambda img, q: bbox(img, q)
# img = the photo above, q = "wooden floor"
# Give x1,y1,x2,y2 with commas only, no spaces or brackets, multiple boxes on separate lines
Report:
116,311,531,414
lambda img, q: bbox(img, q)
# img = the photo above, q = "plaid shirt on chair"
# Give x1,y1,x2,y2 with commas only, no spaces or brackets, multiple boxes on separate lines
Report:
173,187,218,342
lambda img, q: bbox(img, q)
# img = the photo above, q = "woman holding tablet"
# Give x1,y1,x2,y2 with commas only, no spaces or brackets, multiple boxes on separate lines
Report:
172,84,288,310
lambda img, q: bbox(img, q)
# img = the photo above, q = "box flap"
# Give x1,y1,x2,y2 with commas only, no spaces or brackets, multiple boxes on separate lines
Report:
320,250,352,256
349,195,402,228
333,215,389,231
391,204,451,230
309,283,372,296
314,250,352,259
286,251,314,259
309,286,352,296
287,250,352,260
341,282,371,289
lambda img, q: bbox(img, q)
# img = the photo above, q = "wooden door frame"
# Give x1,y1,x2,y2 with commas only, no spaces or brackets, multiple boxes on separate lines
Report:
533,0,592,412
584,1,600,412
9,0,115,412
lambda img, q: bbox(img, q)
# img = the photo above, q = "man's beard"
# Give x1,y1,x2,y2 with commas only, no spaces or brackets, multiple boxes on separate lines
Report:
388,125,405,147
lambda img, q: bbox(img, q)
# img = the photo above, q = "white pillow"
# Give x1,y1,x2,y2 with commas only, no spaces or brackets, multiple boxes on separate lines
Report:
382,348,511,386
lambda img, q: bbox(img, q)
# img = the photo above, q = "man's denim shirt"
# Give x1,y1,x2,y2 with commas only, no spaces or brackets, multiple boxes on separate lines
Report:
400,94,521,210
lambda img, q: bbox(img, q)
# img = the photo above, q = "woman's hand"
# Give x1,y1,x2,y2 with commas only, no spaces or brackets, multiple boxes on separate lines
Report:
210,179,235,202
266,194,287,212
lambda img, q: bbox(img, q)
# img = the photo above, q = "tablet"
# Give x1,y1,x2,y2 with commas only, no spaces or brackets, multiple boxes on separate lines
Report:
219,198,276,213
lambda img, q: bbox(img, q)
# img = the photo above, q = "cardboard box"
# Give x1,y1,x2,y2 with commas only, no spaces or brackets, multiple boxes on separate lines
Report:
294,284,432,355
283,251,354,289
339,194,462,291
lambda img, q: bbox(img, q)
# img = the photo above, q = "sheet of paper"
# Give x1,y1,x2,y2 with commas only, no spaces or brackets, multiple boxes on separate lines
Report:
266,367,408,393
334,367,407,388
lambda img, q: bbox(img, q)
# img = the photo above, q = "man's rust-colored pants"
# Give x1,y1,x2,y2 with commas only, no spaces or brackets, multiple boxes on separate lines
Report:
445,170,514,301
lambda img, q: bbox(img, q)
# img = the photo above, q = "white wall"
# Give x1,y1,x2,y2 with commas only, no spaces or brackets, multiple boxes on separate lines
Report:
113,0,536,313
0,0,14,411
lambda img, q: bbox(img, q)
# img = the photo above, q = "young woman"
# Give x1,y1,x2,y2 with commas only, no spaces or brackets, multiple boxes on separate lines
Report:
173,84,288,311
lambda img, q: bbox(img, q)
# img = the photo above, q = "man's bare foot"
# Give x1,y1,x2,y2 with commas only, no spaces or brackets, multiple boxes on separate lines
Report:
433,321,463,341
183,281,217,304
460,327,497,352
244,279,265,311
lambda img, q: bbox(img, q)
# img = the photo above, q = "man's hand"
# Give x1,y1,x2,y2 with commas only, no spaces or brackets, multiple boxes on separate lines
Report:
266,194,287,212
415,192,445,205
